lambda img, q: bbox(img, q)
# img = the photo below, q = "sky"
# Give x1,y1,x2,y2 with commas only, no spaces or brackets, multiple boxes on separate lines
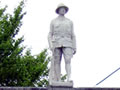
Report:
1,0,120,87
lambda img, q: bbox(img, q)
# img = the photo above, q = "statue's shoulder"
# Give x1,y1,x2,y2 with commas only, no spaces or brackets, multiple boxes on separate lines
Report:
50,17,58,24
65,17,73,24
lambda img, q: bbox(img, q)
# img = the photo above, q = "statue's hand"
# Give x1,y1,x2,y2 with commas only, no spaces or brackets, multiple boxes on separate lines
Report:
73,48,76,55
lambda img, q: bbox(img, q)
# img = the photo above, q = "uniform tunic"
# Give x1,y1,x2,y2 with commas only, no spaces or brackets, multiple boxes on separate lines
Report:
48,15,76,82
48,16,76,52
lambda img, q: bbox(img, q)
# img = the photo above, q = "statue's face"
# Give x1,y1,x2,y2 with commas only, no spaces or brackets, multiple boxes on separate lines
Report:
58,7,66,15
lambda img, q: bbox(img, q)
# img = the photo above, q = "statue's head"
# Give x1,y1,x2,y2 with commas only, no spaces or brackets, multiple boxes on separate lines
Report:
56,3,69,15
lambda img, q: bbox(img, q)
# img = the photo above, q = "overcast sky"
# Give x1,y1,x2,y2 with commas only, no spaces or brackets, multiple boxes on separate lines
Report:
1,0,120,87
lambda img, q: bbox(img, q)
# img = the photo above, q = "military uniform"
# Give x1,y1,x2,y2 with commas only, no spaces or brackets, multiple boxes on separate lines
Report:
48,16,76,52
48,3,76,83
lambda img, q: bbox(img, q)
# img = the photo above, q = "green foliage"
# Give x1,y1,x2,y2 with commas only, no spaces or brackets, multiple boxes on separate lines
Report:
0,1,25,86
61,74,67,82
0,1,50,87
19,49,50,87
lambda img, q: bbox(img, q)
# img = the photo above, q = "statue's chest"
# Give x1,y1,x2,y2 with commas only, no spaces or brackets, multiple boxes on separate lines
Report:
53,20,71,33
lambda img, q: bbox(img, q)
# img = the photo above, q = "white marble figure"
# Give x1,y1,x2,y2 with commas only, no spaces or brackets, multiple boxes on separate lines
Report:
48,3,76,85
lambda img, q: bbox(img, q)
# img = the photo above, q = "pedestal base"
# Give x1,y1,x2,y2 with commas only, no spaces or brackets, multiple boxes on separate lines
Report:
48,81,73,90
49,81,73,87
48,86,73,90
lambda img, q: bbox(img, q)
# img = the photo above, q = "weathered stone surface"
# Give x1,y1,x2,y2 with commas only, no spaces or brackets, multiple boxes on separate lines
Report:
49,81,73,87
48,86,73,90
48,3,76,83
0,87,120,90
74,87,120,90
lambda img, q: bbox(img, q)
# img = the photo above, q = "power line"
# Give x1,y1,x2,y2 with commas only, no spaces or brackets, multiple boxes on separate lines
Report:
96,67,120,86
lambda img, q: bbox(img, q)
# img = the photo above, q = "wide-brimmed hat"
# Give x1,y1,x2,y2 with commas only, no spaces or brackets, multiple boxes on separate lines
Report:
56,3,69,14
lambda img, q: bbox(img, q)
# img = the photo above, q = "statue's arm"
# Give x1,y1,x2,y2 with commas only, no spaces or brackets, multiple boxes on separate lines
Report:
71,22,76,54
48,21,54,50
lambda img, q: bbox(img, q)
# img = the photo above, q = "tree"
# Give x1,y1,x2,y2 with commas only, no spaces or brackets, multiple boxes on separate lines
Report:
0,1,66,87
0,1,26,86
0,1,50,87
18,49,50,87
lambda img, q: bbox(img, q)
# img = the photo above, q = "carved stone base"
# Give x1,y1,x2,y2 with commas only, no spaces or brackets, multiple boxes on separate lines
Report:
48,86,73,90
1,87,120,90
48,81,73,90
49,81,73,87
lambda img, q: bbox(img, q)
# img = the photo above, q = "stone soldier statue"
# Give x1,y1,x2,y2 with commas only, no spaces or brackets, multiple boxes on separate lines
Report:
48,3,76,84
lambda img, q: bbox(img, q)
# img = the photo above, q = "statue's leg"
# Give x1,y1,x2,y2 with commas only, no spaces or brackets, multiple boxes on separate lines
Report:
63,47,73,82
53,48,62,82
49,56,54,84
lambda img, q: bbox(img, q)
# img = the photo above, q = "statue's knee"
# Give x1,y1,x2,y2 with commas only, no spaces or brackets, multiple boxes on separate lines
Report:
66,60,70,64
64,54,72,63
54,60,60,64
53,55,61,64
54,58,61,64
65,57,71,64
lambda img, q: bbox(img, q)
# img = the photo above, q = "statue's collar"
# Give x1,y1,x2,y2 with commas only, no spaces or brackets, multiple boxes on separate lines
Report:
57,15,65,20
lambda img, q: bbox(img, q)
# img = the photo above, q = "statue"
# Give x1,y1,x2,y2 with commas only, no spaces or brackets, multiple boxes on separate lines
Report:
48,3,76,85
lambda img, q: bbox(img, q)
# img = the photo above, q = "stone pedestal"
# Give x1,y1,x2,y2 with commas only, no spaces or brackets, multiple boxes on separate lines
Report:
0,87,120,90
48,81,73,90
49,81,73,87
48,86,73,90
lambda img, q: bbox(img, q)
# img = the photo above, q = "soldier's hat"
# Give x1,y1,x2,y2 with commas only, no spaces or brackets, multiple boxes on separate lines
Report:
56,3,69,14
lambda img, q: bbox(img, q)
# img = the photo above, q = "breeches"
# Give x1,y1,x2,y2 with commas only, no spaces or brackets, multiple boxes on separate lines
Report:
53,47,73,64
